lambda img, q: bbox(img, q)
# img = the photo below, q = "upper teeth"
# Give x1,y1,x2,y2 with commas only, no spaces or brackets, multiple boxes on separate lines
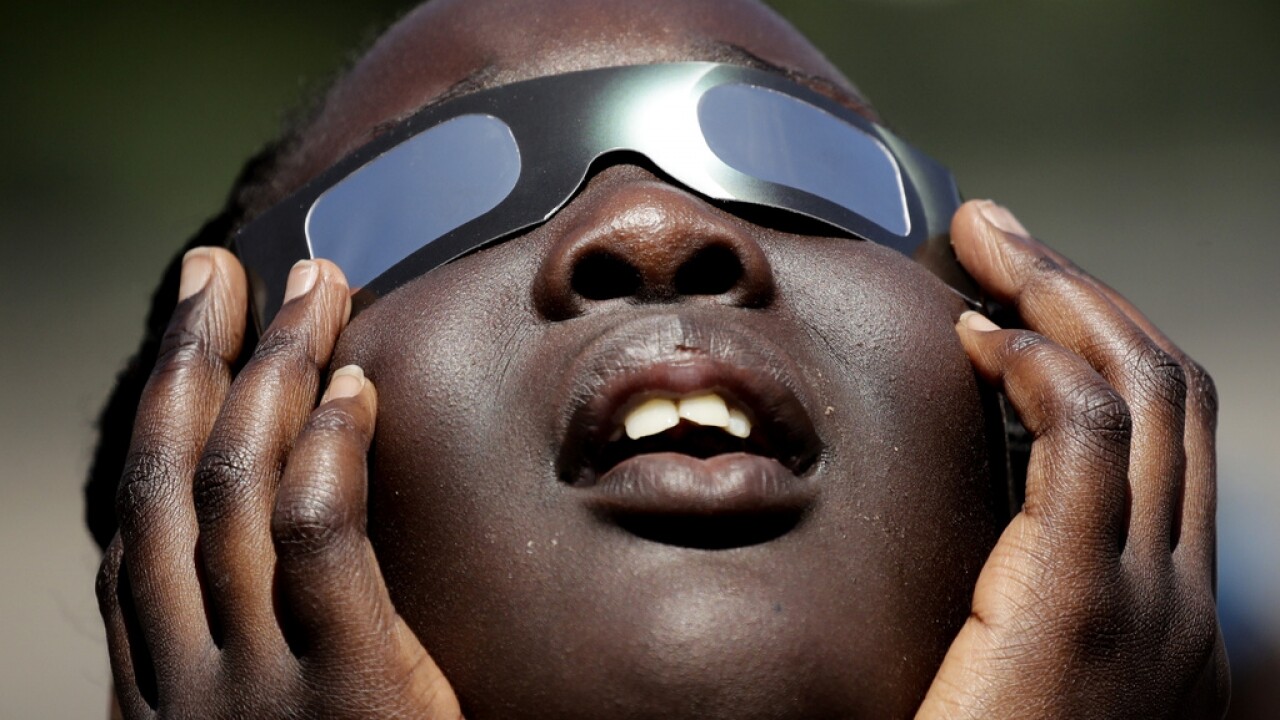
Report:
622,392,752,440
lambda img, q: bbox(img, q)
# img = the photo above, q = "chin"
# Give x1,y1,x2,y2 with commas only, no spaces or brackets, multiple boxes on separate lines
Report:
420,571,936,720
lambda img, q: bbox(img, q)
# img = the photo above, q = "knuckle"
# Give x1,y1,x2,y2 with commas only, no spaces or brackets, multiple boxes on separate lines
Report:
1028,252,1065,279
95,540,124,610
1002,328,1052,359
235,326,318,394
252,325,314,370
306,404,364,438
191,447,258,523
154,326,222,379
1063,381,1133,443
1001,333,1137,451
116,449,183,523
1123,343,1188,407
1063,593,1129,656
1167,594,1230,711
1183,359,1220,418
1177,591,1223,662
1022,253,1087,301
273,484,349,559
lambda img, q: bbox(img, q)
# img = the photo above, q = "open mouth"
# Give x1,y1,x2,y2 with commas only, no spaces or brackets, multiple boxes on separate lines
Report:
591,389,813,483
556,319,823,549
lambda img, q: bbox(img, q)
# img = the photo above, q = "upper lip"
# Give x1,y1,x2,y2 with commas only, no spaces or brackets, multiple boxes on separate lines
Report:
555,313,823,494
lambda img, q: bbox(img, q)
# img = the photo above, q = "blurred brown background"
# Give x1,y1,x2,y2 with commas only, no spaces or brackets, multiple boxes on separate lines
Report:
2,0,1276,716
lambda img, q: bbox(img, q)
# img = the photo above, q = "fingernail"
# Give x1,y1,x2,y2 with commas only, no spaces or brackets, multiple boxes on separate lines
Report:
323,365,366,402
979,201,1029,237
284,260,319,302
959,310,1000,332
178,248,215,301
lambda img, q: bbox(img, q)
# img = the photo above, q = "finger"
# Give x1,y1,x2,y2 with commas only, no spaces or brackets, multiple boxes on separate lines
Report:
1175,361,1218,584
193,259,351,652
956,312,1131,550
96,536,157,718
273,366,391,653
1029,244,1219,577
1035,241,1174,347
116,247,246,667
272,368,461,717
953,201,1186,558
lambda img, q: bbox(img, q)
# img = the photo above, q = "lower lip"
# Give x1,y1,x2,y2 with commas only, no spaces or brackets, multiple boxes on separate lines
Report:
579,452,815,516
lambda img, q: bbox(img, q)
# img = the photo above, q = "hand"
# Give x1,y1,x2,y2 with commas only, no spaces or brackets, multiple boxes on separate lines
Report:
916,202,1230,719
96,249,462,719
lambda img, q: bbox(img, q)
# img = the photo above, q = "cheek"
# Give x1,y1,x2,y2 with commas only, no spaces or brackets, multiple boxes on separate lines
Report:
330,239,588,627
769,237,986,472
770,236,1005,652
331,240,549,542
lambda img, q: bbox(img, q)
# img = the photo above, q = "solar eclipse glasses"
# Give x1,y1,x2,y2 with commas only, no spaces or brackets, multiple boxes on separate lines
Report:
233,62,976,327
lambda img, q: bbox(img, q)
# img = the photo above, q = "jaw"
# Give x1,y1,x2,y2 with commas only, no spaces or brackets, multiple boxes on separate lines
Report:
365,458,991,720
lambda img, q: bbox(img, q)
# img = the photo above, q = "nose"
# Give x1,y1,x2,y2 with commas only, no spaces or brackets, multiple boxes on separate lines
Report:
532,172,776,320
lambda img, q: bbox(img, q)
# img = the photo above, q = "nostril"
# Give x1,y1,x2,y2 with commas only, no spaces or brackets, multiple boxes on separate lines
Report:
674,244,744,296
571,251,642,301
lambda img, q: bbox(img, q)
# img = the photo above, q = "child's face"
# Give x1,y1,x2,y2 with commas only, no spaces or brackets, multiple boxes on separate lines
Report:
282,0,1008,716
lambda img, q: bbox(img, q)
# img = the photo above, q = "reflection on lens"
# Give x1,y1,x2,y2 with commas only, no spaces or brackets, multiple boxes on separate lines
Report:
306,114,521,288
699,84,909,236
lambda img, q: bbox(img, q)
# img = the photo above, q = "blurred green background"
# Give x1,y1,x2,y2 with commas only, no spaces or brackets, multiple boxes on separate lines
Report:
3,0,1277,715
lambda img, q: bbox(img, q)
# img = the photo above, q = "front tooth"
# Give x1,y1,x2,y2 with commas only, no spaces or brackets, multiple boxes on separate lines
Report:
624,397,680,440
727,407,752,438
677,393,730,428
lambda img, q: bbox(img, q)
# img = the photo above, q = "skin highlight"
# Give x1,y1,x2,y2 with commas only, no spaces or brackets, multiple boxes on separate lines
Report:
93,1,1229,718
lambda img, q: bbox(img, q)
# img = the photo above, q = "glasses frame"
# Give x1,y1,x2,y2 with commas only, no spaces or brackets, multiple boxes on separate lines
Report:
232,62,977,328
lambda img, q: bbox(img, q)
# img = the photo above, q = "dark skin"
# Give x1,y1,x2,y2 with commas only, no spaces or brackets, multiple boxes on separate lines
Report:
95,0,1229,718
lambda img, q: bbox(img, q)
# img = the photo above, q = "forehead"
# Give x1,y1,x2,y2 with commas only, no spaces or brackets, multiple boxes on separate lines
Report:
281,0,866,195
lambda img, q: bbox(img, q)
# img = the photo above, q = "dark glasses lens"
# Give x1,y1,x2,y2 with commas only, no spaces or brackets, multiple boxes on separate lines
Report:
306,114,522,288
234,62,969,329
697,84,909,237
